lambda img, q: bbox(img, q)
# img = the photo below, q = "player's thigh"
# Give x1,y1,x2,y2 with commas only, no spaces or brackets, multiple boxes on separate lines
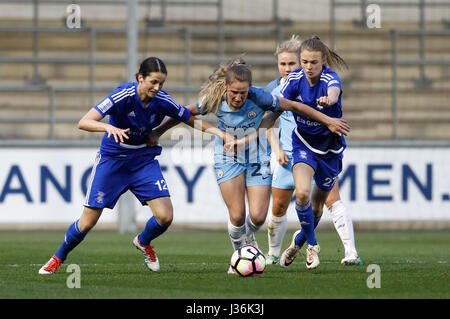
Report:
246,184,271,225
219,172,246,225
271,187,295,217
146,196,173,226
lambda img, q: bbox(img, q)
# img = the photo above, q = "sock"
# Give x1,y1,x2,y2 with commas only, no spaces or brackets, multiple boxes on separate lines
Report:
328,200,358,257
245,214,260,237
295,201,317,246
228,220,246,250
267,213,287,257
295,215,321,247
55,220,87,262
138,216,168,246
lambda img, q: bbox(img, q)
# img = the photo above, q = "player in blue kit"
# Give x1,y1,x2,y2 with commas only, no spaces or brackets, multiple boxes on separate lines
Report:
38,57,229,274
151,57,349,274
264,36,361,266
276,36,352,269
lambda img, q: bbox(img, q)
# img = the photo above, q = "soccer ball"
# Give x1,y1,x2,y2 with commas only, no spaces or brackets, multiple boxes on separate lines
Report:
230,245,266,277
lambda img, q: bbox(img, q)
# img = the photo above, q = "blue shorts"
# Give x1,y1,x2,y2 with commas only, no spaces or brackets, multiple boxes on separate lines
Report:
214,159,272,186
84,152,170,209
292,134,343,191
271,154,295,190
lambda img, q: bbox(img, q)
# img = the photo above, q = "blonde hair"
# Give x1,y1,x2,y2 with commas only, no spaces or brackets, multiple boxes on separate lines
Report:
300,35,348,71
274,34,301,58
198,56,251,114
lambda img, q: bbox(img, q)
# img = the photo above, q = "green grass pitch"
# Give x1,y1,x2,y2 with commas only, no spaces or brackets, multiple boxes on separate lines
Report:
0,229,448,299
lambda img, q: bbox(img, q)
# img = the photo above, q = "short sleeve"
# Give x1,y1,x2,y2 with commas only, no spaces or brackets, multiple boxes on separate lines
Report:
93,84,129,117
280,73,300,101
158,92,191,122
247,86,280,112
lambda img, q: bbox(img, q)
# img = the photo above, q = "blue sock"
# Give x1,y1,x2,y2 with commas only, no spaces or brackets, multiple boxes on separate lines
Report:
138,216,168,246
295,215,322,247
295,202,317,246
55,220,87,262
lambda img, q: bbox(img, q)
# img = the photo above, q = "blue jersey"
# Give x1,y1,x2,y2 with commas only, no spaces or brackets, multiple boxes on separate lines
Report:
197,86,280,163
265,77,296,156
280,66,345,154
94,82,191,157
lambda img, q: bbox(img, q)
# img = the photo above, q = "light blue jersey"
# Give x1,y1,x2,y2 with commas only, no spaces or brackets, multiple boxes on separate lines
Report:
265,78,296,190
197,86,280,185
264,77,296,157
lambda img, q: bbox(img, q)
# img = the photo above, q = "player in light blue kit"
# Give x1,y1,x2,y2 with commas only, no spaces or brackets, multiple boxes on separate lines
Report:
154,57,349,274
265,36,361,266
39,57,228,274
277,36,353,269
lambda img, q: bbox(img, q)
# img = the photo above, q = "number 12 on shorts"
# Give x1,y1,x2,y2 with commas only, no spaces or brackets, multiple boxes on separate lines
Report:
155,179,168,191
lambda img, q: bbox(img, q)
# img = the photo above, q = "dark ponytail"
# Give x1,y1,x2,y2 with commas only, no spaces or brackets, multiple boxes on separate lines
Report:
135,57,167,81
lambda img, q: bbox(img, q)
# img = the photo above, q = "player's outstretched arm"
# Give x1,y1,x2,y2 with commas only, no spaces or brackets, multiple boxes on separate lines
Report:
78,108,130,143
316,87,341,107
278,97,350,136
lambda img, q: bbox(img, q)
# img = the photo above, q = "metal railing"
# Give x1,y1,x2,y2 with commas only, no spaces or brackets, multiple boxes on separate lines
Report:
391,29,450,139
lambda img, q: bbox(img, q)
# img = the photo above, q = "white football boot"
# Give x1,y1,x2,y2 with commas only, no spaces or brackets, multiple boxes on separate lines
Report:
341,255,363,265
305,244,320,269
280,230,302,268
133,235,160,272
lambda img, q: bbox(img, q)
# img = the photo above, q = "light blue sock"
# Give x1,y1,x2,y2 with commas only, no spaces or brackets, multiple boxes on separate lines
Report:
55,220,87,262
295,215,322,247
295,202,318,246
138,216,168,246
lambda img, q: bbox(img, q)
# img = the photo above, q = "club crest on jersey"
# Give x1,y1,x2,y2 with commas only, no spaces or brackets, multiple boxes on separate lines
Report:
247,111,257,119
217,169,224,179
96,191,105,204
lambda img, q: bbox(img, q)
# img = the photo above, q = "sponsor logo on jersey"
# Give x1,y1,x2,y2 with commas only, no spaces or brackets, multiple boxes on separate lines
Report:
97,98,113,113
300,150,307,159
128,111,136,117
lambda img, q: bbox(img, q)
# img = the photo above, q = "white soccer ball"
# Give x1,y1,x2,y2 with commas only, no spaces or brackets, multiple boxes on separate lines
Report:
230,245,266,277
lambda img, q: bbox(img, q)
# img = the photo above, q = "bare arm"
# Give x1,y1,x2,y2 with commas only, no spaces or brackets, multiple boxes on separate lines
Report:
78,108,130,143
278,97,350,136
148,104,235,147
317,87,341,107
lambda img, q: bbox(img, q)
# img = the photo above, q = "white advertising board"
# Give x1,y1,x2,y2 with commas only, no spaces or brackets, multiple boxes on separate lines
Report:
0,146,449,225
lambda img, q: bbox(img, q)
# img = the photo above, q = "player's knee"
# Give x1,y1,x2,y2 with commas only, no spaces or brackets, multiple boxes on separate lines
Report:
295,189,310,204
157,212,173,227
272,202,289,217
78,219,96,233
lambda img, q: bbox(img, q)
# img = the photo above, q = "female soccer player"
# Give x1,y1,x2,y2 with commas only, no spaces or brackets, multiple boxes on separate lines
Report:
276,36,355,269
152,57,349,274
38,57,230,274
264,36,361,266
